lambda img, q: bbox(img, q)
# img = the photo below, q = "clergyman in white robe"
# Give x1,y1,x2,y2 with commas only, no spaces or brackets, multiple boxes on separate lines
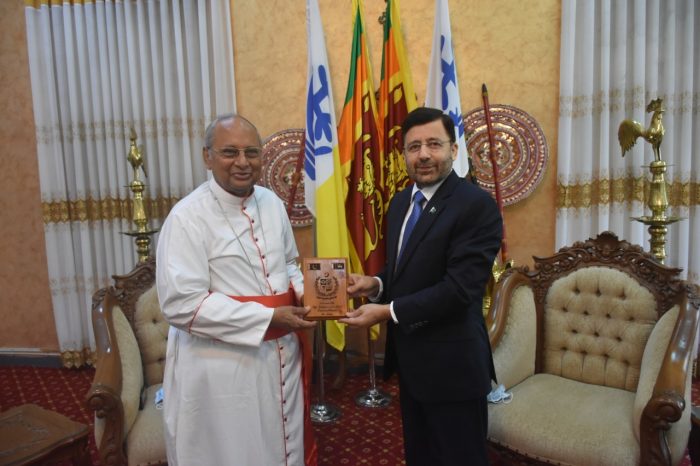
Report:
156,178,314,466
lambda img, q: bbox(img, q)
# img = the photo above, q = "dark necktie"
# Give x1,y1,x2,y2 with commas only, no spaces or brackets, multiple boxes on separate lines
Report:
398,190,425,261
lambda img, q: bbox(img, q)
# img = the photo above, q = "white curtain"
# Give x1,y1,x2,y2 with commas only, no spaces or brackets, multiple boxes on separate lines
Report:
24,0,236,366
557,0,699,285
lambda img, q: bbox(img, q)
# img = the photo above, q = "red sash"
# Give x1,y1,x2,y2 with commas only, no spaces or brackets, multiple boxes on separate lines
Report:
231,289,318,466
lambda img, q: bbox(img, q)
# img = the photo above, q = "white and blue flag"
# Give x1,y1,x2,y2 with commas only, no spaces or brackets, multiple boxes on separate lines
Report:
304,0,340,218
304,0,349,266
425,0,469,177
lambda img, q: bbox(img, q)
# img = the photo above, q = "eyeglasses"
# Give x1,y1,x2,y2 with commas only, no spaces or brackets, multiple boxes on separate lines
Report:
208,146,262,160
404,139,452,155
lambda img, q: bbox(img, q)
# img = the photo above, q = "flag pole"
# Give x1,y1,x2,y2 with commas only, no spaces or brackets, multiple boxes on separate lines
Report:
305,0,347,422
349,0,393,410
310,320,341,423
482,83,508,262
291,135,340,424
355,324,391,408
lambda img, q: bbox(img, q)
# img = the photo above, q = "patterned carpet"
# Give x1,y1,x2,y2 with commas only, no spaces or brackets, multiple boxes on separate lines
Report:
313,374,405,465
0,365,409,465
0,365,696,465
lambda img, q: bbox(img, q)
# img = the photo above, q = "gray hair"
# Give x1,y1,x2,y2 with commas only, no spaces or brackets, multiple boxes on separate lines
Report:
203,113,262,150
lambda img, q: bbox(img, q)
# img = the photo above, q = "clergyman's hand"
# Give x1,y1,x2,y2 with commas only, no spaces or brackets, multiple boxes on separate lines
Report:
347,273,379,299
270,306,316,331
338,303,390,328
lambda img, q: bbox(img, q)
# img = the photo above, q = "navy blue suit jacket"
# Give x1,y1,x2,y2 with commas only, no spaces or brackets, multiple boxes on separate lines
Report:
377,170,503,403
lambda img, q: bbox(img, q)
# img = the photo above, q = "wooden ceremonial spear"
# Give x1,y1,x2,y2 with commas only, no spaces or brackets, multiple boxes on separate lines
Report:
481,83,508,263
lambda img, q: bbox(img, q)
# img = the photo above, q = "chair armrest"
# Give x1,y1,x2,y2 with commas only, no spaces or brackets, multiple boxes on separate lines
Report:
486,269,537,389
639,286,700,466
487,269,529,346
85,287,128,466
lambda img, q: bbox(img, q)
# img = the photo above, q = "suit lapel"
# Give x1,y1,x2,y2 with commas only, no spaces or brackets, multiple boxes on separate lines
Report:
393,172,460,279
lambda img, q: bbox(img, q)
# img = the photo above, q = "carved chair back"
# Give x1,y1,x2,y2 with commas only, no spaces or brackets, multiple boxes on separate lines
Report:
506,231,686,390
93,257,167,386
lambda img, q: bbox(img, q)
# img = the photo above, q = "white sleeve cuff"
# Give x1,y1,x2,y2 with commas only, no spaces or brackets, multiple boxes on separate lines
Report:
368,276,383,302
389,301,398,323
368,277,395,322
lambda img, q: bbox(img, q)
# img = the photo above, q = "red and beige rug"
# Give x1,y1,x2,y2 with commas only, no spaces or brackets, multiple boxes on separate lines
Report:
0,365,695,465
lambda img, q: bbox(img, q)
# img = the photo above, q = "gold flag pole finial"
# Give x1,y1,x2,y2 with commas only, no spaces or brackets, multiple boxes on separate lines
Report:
123,128,158,263
617,98,683,264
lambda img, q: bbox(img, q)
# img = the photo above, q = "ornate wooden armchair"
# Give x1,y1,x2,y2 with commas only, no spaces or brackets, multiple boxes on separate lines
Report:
86,257,168,465
486,232,699,466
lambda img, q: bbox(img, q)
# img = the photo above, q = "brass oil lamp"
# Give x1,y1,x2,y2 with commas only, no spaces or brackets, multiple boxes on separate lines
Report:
123,129,158,262
618,98,683,264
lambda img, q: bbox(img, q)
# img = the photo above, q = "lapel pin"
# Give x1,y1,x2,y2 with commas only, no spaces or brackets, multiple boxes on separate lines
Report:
429,206,436,214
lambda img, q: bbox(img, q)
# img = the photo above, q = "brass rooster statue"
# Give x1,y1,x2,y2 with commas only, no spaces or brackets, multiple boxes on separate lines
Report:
127,128,148,181
618,98,665,161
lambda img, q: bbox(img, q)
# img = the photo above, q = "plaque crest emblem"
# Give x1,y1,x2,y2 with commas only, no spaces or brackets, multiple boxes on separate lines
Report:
315,272,339,298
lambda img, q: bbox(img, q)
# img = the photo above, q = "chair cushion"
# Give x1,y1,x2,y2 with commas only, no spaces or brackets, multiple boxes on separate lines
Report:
543,266,657,391
493,284,536,390
488,373,638,466
126,384,167,466
94,306,144,444
133,286,168,386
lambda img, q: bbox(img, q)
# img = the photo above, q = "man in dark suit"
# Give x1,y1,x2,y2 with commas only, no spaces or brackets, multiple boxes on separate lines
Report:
340,107,503,465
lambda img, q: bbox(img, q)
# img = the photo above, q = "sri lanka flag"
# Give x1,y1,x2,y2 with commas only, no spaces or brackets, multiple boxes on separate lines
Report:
339,0,384,279
336,0,384,347
379,0,418,206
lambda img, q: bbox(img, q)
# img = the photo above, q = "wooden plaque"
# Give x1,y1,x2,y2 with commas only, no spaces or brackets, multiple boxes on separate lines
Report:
303,257,348,320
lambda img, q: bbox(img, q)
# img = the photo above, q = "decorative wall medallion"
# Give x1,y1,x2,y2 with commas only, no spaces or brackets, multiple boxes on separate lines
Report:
462,105,548,206
260,129,313,227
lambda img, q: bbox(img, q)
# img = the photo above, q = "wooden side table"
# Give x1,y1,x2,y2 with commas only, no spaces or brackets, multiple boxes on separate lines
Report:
0,404,90,466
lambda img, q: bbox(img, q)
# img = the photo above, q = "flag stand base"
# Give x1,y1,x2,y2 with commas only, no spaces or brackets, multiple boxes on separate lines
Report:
355,387,391,408
310,402,341,424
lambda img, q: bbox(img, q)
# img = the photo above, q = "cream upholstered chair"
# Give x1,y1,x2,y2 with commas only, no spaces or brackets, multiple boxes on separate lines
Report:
86,257,168,466
486,232,699,466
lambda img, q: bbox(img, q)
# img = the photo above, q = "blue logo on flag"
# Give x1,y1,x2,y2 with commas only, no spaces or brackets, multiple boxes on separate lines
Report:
305,64,333,181
439,35,465,139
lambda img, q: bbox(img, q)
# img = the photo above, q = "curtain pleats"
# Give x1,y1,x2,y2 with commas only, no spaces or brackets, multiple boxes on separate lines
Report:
557,0,699,285
24,0,236,362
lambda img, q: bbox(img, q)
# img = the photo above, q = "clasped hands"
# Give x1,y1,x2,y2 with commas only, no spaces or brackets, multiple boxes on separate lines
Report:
338,273,391,328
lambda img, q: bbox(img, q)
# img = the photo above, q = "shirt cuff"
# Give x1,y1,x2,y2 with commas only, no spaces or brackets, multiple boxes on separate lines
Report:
368,276,383,302
368,277,395,322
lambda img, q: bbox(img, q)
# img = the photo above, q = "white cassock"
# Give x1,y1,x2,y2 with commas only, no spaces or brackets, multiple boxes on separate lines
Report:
156,178,308,466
